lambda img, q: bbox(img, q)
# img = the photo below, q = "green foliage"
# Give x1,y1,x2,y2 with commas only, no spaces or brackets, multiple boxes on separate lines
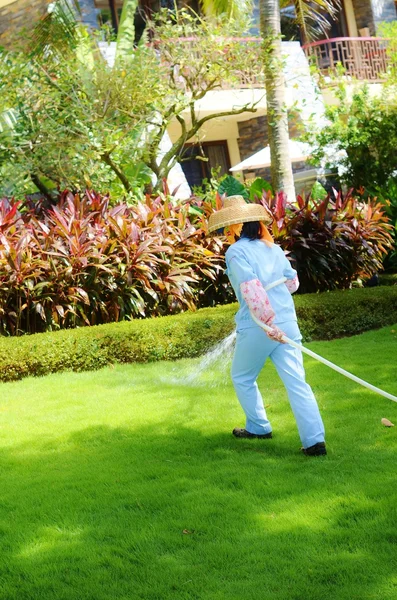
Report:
199,0,252,20
378,272,397,286
217,175,248,199
248,177,273,201
0,7,262,199
0,191,228,335
0,286,396,382
372,177,397,270
0,29,160,198
310,181,328,201
306,84,397,190
379,21,397,84
295,286,397,341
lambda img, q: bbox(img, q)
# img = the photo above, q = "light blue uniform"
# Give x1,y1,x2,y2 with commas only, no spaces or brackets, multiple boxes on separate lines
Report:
226,237,325,448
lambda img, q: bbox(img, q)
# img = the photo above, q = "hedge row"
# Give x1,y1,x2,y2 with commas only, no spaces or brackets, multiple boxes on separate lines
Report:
0,286,397,383
378,273,397,287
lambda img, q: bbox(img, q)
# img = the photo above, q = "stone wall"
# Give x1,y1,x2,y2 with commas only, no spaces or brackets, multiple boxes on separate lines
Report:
0,0,52,47
237,115,305,181
351,0,376,34
350,0,396,37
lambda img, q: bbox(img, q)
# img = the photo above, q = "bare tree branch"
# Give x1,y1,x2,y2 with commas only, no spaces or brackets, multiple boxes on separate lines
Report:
101,152,131,192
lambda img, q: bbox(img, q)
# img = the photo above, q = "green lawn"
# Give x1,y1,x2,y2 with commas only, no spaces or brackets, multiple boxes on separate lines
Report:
0,326,397,600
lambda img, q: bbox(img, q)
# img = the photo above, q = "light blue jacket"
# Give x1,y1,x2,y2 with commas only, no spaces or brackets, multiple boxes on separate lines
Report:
225,238,298,329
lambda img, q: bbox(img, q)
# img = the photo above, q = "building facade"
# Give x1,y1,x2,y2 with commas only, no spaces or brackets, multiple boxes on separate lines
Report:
0,0,52,46
1,0,396,190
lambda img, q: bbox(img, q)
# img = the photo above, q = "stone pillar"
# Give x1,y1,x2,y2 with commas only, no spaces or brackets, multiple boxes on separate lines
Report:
351,0,376,35
344,0,359,36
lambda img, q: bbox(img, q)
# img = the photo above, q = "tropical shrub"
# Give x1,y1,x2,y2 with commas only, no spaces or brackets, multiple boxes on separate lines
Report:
202,179,393,293
306,84,397,190
1,183,392,335
0,286,396,382
265,189,393,293
372,177,397,270
0,190,227,335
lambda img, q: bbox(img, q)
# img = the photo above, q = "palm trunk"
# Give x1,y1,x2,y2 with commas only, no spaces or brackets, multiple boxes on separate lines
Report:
116,0,138,60
260,0,296,202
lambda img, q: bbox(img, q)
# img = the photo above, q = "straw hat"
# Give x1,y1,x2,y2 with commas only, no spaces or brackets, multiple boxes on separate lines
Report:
208,195,272,233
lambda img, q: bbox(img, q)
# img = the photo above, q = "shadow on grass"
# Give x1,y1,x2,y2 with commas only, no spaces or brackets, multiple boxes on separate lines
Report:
0,422,396,600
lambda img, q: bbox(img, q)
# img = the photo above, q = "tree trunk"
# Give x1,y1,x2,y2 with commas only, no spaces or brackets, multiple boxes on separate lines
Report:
260,0,296,202
116,0,138,60
108,0,119,34
30,174,54,203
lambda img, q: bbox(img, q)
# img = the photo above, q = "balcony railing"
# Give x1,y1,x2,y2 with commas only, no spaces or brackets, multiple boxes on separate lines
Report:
302,37,390,82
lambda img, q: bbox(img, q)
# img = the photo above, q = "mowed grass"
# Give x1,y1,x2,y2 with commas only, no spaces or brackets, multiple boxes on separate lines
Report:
0,326,396,600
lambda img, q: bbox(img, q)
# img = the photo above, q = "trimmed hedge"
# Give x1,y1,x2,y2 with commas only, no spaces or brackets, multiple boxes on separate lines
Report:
0,306,236,383
296,287,397,341
378,273,397,287
0,287,396,383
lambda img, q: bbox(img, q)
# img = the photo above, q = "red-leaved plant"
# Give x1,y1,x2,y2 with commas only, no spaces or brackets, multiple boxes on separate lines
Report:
0,191,226,335
261,188,393,293
1,187,392,335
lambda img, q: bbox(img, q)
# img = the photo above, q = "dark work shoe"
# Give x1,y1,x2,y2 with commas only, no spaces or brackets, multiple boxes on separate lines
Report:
301,442,327,456
233,427,273,439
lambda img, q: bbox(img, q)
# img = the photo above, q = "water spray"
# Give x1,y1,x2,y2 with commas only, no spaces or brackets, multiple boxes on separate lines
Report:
252,278,397,403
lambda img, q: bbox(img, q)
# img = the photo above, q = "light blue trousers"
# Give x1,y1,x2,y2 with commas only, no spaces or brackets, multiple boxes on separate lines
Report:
231,321,325,448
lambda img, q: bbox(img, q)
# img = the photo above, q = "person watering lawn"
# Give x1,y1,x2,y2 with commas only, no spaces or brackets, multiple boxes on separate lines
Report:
208,195,326,457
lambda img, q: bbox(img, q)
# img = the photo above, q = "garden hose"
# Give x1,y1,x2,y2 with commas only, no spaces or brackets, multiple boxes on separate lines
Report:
252,279,397,404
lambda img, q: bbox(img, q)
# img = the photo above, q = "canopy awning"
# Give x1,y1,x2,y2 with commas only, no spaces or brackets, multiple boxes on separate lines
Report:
230,140,313,172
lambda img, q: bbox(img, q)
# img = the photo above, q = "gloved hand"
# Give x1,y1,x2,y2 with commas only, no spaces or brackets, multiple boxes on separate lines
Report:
266,325,286,344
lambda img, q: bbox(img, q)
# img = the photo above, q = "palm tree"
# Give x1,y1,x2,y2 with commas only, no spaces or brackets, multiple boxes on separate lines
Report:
115,0,138,59
260,0,295,200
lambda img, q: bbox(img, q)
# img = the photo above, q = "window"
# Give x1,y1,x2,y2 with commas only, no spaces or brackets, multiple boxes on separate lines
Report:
180,141,231,189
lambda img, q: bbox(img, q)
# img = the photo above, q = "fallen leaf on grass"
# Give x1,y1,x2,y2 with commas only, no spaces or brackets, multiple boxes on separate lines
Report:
182,529,195,535
381,418,394,427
